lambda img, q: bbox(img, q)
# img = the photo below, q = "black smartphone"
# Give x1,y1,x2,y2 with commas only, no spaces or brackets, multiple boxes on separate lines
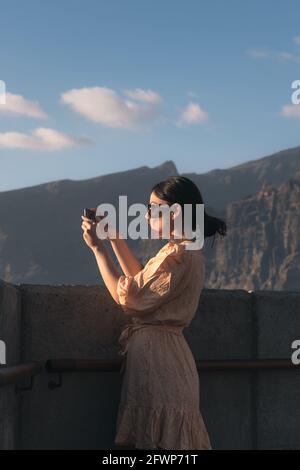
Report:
83,208,96,222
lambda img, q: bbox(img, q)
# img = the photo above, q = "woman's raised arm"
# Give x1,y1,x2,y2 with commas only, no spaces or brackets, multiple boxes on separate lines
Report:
109,233,144,277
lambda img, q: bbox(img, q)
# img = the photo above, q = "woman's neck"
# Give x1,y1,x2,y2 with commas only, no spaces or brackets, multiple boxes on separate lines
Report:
168,234,196,243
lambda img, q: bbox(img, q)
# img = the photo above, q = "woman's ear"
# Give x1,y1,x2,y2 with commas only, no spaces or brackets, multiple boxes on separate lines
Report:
170,203,184,238
170,203,182,220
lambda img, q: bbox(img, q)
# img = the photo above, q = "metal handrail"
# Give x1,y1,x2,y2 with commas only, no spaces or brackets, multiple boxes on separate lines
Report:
195,358,298,371
45,357,299,374
0,362,43,390
45,358,120,373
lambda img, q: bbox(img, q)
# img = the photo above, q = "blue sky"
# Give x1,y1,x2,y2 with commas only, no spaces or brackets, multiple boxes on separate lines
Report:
0,0,300,191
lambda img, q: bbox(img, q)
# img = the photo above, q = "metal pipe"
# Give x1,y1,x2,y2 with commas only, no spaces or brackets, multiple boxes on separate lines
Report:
0,362,43,387
45,357,299,374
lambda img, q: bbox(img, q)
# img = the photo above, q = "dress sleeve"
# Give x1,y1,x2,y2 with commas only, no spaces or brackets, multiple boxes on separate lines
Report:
117,245,188,316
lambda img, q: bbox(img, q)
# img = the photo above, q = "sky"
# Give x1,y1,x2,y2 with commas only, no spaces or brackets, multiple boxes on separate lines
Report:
0,0,300,191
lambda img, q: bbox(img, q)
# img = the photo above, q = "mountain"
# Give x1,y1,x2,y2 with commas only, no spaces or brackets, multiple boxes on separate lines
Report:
205,178,300,291
0,161,178,284
0,145,299,290
182,145,300,214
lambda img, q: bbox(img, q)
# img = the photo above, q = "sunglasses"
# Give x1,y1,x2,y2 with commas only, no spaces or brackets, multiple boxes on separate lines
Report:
147,203,172,218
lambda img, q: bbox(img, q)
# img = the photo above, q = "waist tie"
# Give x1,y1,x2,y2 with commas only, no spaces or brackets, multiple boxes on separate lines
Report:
118,322,183,374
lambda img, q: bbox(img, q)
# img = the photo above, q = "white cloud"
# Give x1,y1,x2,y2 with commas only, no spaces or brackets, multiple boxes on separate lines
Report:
247,41,300,63
123,88,163,104
249,49,300,63
246,48,270,59
0,127,92,150
294,36,300,45
60,86,163,130
0,92,47,119
187,91,199,98
277,51,300,63
277,51,295,61
176,102,208,126
280,104,300,119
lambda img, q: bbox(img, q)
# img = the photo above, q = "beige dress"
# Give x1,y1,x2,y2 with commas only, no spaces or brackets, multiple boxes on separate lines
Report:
114,238,212,450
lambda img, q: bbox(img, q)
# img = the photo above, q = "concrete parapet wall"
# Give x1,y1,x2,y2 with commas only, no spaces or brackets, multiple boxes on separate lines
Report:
1,281,299,449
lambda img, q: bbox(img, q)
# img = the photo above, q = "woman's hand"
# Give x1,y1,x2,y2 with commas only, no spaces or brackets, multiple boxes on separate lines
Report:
81,215,103,251
82,206,119,243
81,211,120,304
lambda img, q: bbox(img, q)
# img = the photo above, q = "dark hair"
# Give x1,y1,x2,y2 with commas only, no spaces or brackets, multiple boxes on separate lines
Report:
151,175,227,248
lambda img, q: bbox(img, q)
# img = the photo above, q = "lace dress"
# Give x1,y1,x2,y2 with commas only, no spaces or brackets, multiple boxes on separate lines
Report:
114,239,212,450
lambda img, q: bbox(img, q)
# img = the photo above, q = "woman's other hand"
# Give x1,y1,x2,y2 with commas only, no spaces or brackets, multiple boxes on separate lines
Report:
81,215,103,251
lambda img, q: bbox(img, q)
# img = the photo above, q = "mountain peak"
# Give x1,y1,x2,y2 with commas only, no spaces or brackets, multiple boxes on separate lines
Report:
153,160,178,175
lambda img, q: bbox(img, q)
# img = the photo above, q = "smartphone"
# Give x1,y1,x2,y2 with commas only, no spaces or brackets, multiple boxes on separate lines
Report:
83,208,96,222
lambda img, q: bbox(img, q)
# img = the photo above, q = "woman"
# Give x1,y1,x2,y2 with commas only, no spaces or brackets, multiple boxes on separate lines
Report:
81,175,226,450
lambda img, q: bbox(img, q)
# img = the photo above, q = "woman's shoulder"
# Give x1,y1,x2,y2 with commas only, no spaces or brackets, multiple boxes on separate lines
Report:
142,240,204,272
158,240,204,257
148,240,202,270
